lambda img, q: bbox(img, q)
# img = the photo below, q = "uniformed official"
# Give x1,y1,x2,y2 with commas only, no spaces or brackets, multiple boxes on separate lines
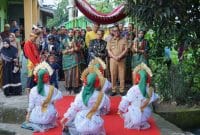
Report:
107,26,128,96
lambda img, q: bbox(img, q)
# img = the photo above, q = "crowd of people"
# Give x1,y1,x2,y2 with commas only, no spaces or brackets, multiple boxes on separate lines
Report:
0,21,150,97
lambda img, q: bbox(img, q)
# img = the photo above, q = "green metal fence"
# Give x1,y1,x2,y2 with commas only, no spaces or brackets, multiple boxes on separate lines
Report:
65,17,93,29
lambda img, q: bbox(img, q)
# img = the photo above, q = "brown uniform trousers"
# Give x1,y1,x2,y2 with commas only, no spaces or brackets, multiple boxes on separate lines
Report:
107,38,128,93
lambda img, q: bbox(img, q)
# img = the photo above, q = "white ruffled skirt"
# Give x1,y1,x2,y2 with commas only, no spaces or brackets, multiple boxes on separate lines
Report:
123,105,151,130
73,110,105,135
30,104,57,125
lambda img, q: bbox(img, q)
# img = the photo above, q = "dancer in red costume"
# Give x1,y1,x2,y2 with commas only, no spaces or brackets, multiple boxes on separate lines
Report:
24,32,41,94
24,33,40,65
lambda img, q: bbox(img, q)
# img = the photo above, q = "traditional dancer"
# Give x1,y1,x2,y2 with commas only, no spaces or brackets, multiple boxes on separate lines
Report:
61,61,110,135
87,57,111,115
22,61,62,132
23,32,41,93
88,57,111,94
118,63,159,130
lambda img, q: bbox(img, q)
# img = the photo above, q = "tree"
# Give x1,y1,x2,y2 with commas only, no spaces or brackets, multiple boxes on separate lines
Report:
89,0,112,13
125,0,199,48
47,0,69,28
126,0,200,103
90,0,124,13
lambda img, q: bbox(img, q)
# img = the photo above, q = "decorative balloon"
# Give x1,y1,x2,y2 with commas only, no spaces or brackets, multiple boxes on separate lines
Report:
73,0,127,24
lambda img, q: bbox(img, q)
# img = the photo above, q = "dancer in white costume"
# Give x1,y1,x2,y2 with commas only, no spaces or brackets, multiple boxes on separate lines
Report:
22,61,62,132
118,63,159,130
61,60,110,135
87,57,111,115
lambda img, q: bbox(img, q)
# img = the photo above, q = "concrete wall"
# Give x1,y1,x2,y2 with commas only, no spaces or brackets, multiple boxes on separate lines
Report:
0,0,8,32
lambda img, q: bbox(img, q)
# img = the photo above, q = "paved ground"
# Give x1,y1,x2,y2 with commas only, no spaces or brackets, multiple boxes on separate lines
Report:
0,82,194,135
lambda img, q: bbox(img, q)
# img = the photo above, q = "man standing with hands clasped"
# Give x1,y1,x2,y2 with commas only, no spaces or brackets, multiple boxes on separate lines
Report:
107,26,128,96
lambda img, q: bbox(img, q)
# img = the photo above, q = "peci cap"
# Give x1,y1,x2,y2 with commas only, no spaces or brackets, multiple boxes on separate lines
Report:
4,24,10,28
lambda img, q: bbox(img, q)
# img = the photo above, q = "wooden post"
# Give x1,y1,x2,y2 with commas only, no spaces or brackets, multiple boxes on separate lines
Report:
24,0,32,40
37,4,40,25
32,0,38,25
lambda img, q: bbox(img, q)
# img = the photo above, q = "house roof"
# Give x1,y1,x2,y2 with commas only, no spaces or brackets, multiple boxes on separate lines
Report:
39,0,55,17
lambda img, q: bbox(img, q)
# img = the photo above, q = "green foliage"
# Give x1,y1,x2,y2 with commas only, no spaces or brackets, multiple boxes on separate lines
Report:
150,59,192,104
170,47,179,65
94,1,113,13
126,0,200,49
126,0,200,104
148,31,200,104
181,48,200,101
90,0,124,13
46,0,68,28
148,35,200,105
111,0,125,6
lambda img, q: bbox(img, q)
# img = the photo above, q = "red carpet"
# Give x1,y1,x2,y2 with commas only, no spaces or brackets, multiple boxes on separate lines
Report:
34,96,160,135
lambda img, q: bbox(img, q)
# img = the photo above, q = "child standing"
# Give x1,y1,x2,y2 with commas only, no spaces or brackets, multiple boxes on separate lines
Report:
47,54,60,88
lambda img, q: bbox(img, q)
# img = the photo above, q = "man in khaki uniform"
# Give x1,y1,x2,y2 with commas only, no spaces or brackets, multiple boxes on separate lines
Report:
107,26,128,96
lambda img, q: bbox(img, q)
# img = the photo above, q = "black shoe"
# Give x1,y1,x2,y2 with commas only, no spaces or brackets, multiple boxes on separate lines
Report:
110,91,117,96
62,126,70,135
66,87,72,92
120,91,126,96
73,87,80,94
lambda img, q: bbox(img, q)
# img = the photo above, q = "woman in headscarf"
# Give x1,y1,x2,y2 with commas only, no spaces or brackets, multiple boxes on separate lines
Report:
131,29,150,83
61,29,81,95
9,33,21,57
22,61,62,132
118,63,159,130
74,29,86,74
1,38,22,96
61,63,111,135
0,35,3,88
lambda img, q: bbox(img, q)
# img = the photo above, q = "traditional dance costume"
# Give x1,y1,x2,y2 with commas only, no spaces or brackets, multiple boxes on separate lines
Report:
22,61,62,132
118,63,159,130
62,60,111,135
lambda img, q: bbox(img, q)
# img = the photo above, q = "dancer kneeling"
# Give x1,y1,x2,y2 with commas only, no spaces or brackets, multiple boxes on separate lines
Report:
22,61,62,132
118,63,159,130
88,57,111,115
61,65,110,135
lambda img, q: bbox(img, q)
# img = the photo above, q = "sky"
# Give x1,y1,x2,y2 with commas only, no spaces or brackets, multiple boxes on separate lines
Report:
42,0,60,5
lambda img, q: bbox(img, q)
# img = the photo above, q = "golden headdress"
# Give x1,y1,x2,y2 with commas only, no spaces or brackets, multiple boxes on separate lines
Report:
133,62,153,77
88,57,106,70
33,61,53,76
81,66,106,89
